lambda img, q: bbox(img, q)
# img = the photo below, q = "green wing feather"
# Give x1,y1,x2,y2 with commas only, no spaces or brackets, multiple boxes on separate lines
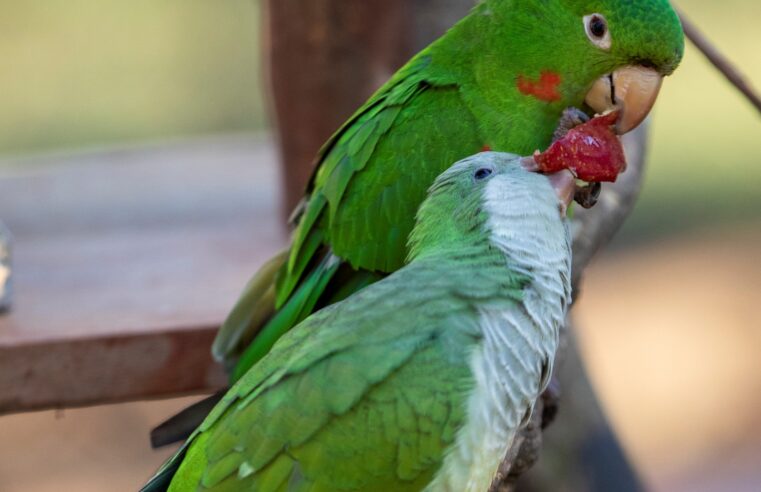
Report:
211,250,288,369
326,86,481,272
230,253,341,382
211,56,442,373
278,54,480,306
144,257,526,491
218,54,482,378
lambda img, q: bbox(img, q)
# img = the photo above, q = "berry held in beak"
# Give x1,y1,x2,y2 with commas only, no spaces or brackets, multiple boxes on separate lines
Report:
529,111,627,183
520,110,629,214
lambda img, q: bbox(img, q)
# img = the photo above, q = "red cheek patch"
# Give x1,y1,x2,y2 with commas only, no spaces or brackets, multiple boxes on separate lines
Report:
481,144,492,152
517,71,562,102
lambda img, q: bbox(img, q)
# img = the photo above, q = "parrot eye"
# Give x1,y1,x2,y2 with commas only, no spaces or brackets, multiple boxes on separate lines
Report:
583,14,611,50
474,167,493,180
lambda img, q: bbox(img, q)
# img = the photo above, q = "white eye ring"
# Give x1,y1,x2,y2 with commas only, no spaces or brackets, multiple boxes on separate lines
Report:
584,13,611,50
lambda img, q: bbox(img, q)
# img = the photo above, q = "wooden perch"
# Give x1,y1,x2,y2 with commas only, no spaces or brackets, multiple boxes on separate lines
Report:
0,138,285,413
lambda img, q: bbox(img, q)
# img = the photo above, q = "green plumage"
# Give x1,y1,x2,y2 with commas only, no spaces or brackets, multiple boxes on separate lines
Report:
144,155,542,492
215,0,684,381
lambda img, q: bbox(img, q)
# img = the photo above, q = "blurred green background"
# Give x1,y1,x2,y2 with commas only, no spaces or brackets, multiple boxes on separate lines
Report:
0,0,265,155
0,1,759,491
0,0,758,242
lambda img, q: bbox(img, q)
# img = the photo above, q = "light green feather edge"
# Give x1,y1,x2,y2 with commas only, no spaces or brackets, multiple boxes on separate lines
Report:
148,257,526,491
211,250,289,367
277,55,436,308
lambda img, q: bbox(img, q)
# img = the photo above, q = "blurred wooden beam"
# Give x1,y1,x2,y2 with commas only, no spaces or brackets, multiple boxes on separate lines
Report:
265,0,473,213
0,136,286,414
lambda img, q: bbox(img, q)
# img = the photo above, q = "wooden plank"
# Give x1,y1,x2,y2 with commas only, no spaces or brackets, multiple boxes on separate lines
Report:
0,0,476,414
0,136,287,413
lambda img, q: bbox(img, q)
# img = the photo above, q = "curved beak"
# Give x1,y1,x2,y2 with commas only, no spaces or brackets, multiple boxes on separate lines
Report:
584,66,663,134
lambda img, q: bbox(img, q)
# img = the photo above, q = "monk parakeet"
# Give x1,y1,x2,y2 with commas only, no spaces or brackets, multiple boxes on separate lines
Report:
143,152,577,492
215,0,683,378
151,0,684,445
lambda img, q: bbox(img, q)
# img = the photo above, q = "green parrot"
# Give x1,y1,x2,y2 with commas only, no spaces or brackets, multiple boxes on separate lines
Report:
143,152,577,492
216,0,683,378
151,0,684,445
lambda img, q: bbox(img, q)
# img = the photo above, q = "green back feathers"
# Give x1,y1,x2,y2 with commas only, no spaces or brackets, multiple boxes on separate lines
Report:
279,0,684,300
280,55,469,302
146,154,549,492
220,0,685,380
160,259,525,491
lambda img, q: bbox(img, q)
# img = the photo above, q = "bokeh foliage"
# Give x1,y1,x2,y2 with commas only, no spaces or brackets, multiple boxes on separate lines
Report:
0,0,758,242
622,0,761,243
0,0,264,154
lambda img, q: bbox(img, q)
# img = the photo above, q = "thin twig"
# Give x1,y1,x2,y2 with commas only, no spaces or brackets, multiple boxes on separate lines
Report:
677,8,761,115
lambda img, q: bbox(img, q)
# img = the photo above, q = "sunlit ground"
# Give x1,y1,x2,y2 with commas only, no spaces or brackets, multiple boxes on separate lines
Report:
0,0,759,490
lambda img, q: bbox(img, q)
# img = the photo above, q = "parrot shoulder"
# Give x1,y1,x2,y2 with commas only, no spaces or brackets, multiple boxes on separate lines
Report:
278,53,460,305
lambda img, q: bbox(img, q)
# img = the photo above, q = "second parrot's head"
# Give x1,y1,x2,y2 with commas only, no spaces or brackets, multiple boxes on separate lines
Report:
479,0,684,133
407,152,574,263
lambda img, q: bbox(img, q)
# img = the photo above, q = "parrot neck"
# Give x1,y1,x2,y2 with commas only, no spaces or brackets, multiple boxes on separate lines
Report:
481,174,572,316
427,175,572,491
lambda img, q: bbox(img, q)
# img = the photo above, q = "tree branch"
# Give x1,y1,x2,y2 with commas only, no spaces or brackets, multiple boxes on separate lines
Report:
489,122,651,492
677,8,761,114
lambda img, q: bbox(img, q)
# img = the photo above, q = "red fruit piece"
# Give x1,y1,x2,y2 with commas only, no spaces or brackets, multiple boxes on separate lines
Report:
535,111,626,182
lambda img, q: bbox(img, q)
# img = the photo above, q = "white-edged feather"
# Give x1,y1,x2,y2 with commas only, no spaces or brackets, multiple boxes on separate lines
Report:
427,169,572,492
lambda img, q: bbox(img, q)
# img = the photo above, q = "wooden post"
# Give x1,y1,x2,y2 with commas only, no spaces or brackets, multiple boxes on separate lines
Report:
264,0,472,214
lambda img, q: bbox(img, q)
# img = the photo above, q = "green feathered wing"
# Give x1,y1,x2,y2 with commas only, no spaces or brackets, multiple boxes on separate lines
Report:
209,0,688,384
215,53,484,380
144,259,525,491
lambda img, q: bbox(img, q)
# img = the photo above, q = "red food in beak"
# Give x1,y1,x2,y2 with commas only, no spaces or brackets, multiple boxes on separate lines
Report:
534,111,626,182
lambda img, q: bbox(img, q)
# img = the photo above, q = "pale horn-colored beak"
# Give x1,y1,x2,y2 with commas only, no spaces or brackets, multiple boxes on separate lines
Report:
584,66,663,134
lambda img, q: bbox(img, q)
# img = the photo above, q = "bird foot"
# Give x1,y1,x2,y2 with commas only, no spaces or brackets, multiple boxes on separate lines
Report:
540,376,561,429
489,377,562,491
552,107,591,142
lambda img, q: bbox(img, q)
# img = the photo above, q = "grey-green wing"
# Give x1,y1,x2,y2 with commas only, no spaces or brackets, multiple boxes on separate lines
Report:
153,260,524,492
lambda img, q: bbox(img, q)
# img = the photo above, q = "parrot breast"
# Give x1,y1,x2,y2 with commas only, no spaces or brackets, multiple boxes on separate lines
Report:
426,171,572,491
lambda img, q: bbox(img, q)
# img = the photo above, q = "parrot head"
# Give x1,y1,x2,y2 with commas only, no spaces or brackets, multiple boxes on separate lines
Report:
408,152,574,261
480,0,684,134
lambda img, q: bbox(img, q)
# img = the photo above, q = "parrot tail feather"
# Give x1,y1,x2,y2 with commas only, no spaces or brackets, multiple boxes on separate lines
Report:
149,390,225,449
211,249,289,370
140,444,188,492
